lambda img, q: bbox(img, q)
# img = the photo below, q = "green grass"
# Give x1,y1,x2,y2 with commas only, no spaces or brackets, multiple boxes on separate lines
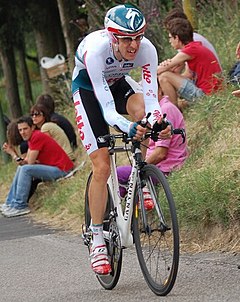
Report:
168,87,240,231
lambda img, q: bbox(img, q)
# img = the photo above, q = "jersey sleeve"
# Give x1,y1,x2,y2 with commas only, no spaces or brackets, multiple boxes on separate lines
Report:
139,39,162,126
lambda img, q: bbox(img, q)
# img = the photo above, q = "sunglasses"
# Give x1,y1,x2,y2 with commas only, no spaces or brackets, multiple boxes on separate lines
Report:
31,112,42,117
115,34,144,44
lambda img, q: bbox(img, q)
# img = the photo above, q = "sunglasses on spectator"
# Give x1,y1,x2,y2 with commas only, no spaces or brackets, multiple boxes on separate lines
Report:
115,34,144,44
31,112,43,117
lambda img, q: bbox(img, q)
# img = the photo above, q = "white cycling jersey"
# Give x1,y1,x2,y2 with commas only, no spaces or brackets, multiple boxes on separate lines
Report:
72,29,161,135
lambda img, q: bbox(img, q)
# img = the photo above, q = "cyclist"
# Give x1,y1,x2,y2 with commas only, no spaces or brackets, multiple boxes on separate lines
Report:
72,4,171,275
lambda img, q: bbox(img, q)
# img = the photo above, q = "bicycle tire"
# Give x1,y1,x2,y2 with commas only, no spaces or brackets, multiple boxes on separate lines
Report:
84,172,122,290
132,164,179,296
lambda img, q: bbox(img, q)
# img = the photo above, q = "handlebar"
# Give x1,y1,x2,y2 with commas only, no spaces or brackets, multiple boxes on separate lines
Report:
98,112,186,146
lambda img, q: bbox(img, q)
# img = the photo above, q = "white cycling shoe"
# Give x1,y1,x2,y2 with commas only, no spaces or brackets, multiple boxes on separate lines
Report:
90,244,112,275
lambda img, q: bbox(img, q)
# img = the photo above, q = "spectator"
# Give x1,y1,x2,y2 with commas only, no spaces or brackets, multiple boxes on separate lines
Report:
1,116,74,218
30,104,75,161
36,94,77,149
2,120,27,161
1,121,41,202
157,18,222,106
163,8,222,69
229,42,240,89
232,90,240,97
117,84,188,199
235,41,240,60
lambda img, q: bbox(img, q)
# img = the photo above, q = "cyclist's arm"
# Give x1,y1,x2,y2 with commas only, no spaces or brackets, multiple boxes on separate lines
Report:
139,39,162,126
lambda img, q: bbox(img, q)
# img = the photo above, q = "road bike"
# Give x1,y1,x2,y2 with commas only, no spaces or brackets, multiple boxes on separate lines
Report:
82,115,185,296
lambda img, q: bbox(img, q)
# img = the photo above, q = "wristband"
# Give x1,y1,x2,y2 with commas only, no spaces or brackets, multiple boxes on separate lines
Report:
128,122,138,138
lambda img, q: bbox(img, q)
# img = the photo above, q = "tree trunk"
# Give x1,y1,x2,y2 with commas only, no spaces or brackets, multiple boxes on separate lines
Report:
0,47,22,119
0,101,10,163
17,43,33,111
57,0,79,72
182,0,198,30
27,0,66,93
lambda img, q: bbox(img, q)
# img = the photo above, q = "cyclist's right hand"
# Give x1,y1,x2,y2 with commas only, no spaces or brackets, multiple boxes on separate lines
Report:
128,122,146,140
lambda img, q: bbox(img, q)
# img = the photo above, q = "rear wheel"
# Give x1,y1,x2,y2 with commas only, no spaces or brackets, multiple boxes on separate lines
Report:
84,172,122,290
132,164,179,296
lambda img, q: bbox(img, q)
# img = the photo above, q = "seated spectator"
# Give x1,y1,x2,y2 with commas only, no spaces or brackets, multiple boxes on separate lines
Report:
30,104,75,161
1,121,41,202
117,85,189,200
157,18,222,106
1,116,74,217
36,94,77,149
2,120,27,160
230,41,240,89
163,8,222,69
236,41,240,59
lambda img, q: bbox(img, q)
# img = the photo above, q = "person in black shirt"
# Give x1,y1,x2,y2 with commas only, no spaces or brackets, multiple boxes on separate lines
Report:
36,94,77,149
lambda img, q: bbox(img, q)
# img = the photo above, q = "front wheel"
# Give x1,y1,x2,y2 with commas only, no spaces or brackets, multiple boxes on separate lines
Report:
132,165,179,296
84,172,122,290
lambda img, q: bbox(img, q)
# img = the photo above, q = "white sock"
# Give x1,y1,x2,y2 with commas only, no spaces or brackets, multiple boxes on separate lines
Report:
91,224,105,247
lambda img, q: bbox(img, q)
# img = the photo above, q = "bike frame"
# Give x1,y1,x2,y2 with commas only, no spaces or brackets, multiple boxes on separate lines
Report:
104,142,141,248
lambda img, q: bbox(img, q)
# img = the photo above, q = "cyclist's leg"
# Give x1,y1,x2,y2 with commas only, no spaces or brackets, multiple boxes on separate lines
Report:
89,150,112,275
74,88,111,274
126,92,145,120
89,148,110,226
124,76,145,121
112,75,144,120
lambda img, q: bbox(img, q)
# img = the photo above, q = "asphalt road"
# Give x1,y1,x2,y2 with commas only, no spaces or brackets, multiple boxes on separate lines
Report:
0,214,239,302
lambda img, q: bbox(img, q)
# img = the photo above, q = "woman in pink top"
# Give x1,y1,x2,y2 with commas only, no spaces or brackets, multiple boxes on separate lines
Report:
117,87,188,195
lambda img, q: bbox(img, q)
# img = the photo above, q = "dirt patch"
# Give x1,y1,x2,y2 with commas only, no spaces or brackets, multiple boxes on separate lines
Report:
180,225,240,253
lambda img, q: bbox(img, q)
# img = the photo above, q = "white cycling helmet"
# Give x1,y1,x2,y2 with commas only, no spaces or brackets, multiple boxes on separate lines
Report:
104,4,146,41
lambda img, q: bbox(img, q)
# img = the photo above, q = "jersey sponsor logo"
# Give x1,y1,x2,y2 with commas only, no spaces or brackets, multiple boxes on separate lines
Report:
85,143,91,151
106,57,114,65
102,72,109,91
76,114,85,140
106,65,118,70
142,63,151,84
124,89,132,98
123,62,134,68
105,100,114,108
145,89,157,99
97,137,106,143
